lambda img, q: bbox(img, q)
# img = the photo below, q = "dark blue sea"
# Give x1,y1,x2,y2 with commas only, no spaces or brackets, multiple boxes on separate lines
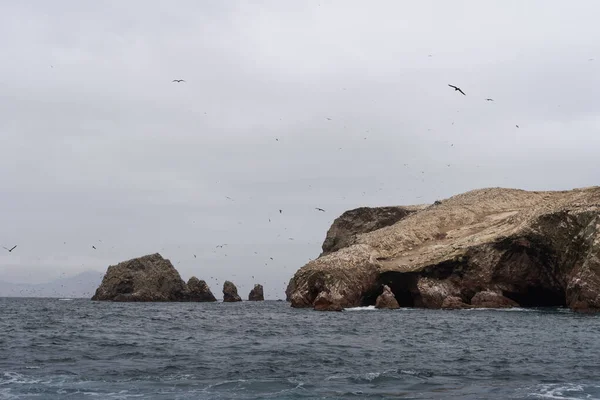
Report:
1,298,599,399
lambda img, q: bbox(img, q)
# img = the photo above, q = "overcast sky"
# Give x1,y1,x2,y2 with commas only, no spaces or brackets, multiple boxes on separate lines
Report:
1,1,599,298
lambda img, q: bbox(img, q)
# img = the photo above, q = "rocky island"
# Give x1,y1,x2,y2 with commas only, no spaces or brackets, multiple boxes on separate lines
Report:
248,284,264,301
91,253,217,302
286,187,600,312
223,280,242,302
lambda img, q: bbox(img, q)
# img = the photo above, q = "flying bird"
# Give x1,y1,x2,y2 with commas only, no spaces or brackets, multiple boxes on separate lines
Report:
92,246,96,250
3,245,17,252
485,98,494,101
448,84,466,96
279,209,282,214
326,117,332,121
216,244,227,248
516,125,519,128
172,79,185,83
315,208,326,212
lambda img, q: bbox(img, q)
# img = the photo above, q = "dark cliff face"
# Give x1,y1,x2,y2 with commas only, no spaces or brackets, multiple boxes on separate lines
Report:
320,206,419,256
287,187,600,312
92,253,188,302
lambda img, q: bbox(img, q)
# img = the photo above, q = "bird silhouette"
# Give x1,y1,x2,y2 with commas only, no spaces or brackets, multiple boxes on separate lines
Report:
172,79,185,83
279,209,282,214
3,245,17,252
485,98,494,101
315,208,326,212
448,84,466,96
92,246,96,250
516,125,519,128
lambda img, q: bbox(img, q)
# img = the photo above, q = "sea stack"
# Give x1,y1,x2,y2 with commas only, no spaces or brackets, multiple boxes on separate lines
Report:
186,277,217,302
92,253,188,301
223,280,242,302
375,285,400,309
286,186,600,312
248,284,264,301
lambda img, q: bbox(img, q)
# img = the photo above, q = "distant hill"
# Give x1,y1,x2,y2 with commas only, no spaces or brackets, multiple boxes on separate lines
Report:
0,270,104,298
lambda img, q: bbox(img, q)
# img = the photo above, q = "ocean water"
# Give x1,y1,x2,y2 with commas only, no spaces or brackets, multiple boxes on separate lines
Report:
1,298,599,399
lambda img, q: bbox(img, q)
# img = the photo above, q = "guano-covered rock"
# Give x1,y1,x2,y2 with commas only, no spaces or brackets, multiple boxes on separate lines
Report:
287,187,600,313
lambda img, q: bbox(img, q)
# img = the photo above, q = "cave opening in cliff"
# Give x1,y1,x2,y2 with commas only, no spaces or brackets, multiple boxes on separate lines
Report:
493,237,568,308
502,286,566,307
373,271,420,307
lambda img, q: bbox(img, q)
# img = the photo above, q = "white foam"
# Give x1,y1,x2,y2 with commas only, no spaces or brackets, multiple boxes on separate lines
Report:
464,307,536,312
363,372,381,381
0,372,41,386
528,383,599,399
58,298,73,301
343,306,377,311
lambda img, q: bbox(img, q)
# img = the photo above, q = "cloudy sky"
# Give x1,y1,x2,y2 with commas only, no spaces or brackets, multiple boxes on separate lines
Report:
1,1,599,298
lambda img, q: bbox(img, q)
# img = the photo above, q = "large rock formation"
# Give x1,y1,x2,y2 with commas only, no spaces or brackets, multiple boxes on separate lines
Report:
287,187,600,312
92,253,188,301
223,280,242,302
187,277,217,302
248,284,264,301
375,285,400,309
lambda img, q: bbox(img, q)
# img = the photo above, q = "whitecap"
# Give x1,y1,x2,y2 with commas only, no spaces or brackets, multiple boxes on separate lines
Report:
0,372,41,385
528,383,590,399
363,372,381,381
58,298,73,301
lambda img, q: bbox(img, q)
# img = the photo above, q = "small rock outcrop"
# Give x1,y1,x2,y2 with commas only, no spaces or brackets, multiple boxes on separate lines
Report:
313,291,344,311
375,285,400,309
92,253,188,301
187,277,217,302
470,290,518,308
287,186,600,312
441,296,471,309
223,281,242,302
248,284,264,301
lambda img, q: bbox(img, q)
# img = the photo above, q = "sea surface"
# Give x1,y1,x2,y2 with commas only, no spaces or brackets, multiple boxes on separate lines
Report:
1,298,599,399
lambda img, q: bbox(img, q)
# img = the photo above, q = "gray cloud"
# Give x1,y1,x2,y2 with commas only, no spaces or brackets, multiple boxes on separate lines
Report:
1,1,599,298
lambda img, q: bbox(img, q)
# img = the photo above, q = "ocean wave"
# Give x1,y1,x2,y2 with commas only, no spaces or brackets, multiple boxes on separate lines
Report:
325,368,429,384
528,383,600,399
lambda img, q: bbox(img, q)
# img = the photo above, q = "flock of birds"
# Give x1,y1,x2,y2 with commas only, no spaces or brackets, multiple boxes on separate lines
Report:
2,73,535,298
